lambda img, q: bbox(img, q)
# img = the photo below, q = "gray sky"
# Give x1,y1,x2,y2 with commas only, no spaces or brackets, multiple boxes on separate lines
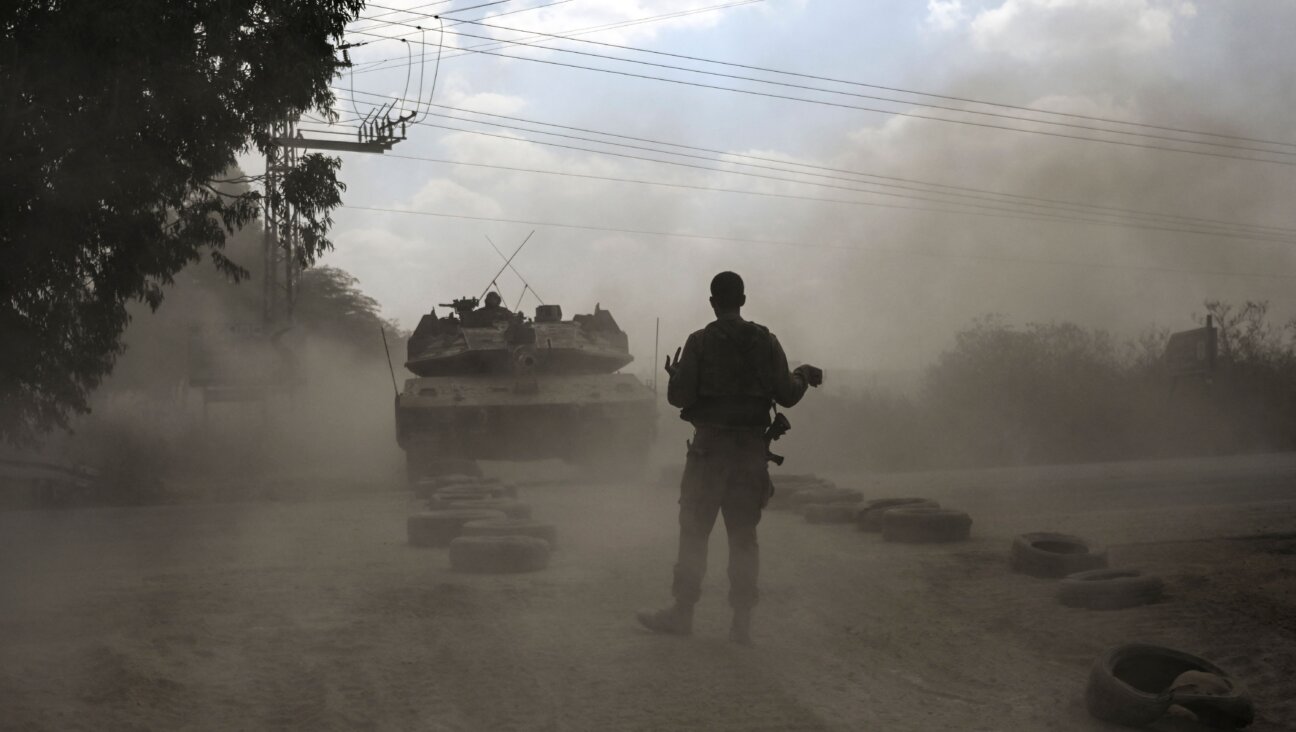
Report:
293,0,1296,377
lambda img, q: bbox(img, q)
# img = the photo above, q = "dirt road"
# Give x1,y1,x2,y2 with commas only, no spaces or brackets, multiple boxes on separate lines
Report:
1,455,1294,730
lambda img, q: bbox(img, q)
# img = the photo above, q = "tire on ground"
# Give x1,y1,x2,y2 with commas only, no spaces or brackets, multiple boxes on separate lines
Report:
771,474,826,490
427,491,492,509
461,518,558,547
409,459,482,484
438,477,518,497
407,509,507,548
803,503,859,524
1010,532,1107,577
1085,643,1254,728
449,535,551,573
857,498,939,532
434,473,497,487
1058,568,1164,610
413,474,500,498
439,498,533,519
786,487,860,510
437,481,507,495
881,507,971,543
428,484,515,508
766,482,832,510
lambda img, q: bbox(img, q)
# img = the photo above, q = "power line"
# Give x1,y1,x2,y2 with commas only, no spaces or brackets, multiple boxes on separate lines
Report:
328,105,1294,247
347,0,577,83
340,204,1296,281
357,148,1296,244
372,7,1296,152
345,28,1296,167
332,89,1296,241
331,90,1296,244
355,0,574,32
295,126,365,137
438,0,514,17
345,0,578,98
240,146,1296,257
373,150,1119,226
349,0,760,76
453,17,1296,152
437,0,762,62
405,120,1294,242
347,0,455,34
411,102,1296,238
324,92,1296,237
396,24,1296,162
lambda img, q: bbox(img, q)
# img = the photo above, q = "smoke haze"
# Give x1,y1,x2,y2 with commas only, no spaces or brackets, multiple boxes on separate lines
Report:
313,0,1296,385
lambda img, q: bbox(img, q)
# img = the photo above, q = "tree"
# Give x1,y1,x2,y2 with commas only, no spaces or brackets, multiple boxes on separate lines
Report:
295,266,405,359
1200,300,1282,366
1,0,361,445
924,318,1127,464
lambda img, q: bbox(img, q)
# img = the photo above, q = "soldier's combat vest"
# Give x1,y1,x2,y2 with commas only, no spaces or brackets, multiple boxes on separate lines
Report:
682,318,777,429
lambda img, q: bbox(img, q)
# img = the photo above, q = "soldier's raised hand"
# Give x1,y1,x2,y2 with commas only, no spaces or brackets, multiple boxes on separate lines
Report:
664,346,682,376
795,364,824,387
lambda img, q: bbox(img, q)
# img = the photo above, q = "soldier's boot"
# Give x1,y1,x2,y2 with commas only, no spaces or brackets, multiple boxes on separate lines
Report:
729,608,753,646
636,603,694,636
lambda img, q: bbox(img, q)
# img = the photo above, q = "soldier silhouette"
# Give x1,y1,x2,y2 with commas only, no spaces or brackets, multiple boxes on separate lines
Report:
477,291,512,321
638,271,822,644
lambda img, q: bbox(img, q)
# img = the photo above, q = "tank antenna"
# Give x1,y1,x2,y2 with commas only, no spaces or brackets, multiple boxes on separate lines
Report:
653,317,660,394
380,325,399,397
478,230,534,302
484,233,545,304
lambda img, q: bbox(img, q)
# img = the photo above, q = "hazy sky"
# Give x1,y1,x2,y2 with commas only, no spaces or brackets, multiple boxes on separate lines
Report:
296,0,1296,377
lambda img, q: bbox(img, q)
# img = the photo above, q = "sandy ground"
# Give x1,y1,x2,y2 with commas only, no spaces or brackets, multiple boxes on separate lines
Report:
1,454,1294,731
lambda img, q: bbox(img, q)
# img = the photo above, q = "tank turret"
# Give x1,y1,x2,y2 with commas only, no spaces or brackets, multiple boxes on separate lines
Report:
405,301,633,377
396,298,655,478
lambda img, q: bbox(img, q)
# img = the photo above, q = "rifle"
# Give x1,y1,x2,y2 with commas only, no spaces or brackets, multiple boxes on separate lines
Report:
763,412,791,465
763,366,822,464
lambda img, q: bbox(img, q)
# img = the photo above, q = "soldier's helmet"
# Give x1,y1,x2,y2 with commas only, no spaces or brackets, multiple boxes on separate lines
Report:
484,291,503,308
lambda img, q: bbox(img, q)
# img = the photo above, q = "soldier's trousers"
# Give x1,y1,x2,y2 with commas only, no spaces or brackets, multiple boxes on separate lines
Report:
672,425,771,610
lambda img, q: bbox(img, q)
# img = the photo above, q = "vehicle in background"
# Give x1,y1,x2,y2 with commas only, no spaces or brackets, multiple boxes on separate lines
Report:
396,298,656,479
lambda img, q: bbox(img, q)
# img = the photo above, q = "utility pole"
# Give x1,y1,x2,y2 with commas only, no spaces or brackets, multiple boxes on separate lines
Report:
198,50,419,423
261,104,407,326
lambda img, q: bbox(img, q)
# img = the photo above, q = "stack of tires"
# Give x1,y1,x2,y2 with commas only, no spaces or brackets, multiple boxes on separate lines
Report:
413,473,517,500
792,485,864,523
857,498,937,532
1003,533,1239,723
767,474,870,523
766,473,841,511
877,506,972,543
768,473,974,543
1008,531,1164,611
855,497,973,543
407,475,557,574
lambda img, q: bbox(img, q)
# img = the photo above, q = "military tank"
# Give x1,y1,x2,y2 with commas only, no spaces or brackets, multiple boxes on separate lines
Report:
396,297,656,480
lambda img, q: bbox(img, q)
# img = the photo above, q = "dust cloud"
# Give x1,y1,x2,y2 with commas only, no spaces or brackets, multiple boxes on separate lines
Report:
5,3,1296,730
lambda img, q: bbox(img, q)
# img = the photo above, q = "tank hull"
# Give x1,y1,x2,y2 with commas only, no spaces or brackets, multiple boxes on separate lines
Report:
397,373,656,478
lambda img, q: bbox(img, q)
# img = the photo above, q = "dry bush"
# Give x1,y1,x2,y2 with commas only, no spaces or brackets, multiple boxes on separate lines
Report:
798,302,1296,472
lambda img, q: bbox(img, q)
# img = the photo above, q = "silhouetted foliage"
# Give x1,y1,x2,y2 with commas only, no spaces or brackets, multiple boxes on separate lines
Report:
796,301,1296,471
1,0,362,445
925,318,1130,464
296,266,404,359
